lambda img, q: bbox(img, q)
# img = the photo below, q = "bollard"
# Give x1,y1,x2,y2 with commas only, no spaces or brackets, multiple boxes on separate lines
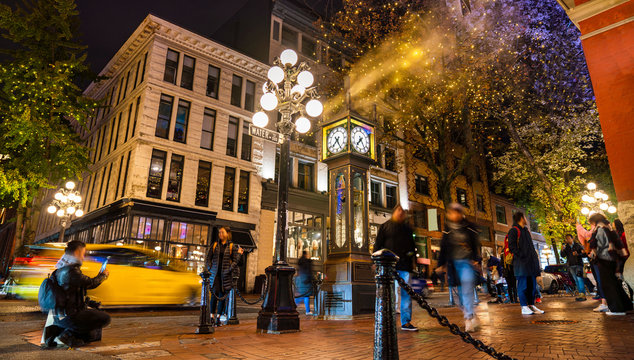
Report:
226,287,239,325
196,271,214,334
372,249,399,360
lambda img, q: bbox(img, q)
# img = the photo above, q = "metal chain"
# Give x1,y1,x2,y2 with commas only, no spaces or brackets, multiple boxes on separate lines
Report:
236,279,268,305
394,272,517,360
211,290,231,301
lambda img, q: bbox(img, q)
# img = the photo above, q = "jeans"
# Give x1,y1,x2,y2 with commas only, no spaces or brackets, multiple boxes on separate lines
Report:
296,296,311,314
453,259,476,319
569,265,586,295
396,270,412,325
517,276,537,306
55,309,110,336
592,263,604,299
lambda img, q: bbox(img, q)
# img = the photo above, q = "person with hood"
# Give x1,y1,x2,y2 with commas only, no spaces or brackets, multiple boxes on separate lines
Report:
507,212,544,315
45,240,110,348
436,203,481,332
206,226,243,326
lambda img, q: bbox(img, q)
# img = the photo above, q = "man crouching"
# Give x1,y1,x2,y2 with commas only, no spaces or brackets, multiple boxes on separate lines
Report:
44,240,110,348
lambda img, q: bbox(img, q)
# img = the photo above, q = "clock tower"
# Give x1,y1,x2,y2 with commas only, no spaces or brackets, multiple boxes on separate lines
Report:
320,110,376,318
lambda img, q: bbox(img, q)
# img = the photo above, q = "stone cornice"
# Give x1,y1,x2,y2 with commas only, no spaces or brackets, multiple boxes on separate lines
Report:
557,0,629,27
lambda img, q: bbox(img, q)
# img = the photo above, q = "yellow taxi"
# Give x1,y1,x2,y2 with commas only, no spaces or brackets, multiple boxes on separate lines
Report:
6,243,201,306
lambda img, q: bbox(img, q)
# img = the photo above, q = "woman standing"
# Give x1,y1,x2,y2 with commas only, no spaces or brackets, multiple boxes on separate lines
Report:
588,214,632,316
206,226,243,326
613,219,630,276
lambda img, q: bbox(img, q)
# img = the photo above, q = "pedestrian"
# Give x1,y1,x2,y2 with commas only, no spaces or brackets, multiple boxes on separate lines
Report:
613,219,630,277
295,251,313,315
45,240,110,348
375,204,418,331
560,234,587,301
206,226,243,326
436,203,481,332
507,212,544,315
588,213,633,315
502,253,518,303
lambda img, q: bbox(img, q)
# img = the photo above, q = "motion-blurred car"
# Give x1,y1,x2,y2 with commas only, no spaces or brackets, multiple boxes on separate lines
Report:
6,243,201,306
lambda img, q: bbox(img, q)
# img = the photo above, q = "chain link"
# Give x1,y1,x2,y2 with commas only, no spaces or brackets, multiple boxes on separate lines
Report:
236,279,267,305
394,272,516,360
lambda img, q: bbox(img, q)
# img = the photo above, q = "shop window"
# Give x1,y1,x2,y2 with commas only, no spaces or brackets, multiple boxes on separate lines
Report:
201,108,216,150
415,175,430,195
297,161,314,191
386,185,397,209
195,160,212,207
495,205,507,225
206,65,220,99
237,171,250,214
222,167,236,211
166,154,184,202
173,100,190,143
226,116,239,157
155,94,173,139
146,149,166,199
163,49,179,84
287,211,323,260
131,216,165,241
180,55,195,90
231,75,242,107
457,188,468,207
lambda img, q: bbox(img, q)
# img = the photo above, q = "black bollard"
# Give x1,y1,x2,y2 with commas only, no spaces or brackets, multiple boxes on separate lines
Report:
226,287,239,325
196,271,214,334
372,249,399,360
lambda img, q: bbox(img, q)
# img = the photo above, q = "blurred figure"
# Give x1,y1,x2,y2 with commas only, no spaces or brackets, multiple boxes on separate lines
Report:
436,203,481,332
375,205,417,331
560,234,587,301
508,212,544,315
613,219,630,277
295,251,313,315
207,226,243,326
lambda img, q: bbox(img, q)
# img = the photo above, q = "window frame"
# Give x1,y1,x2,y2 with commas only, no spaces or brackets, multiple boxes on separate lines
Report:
206,65,220,99
201,108,216,150
385,184,397,209
226,116,239,157
173,99,190,143
180,55,195,90
245,80,255,111
370,181,382,207
495,205,507,225
155,94,174,139
195,160,212,207
237,170,250,214
163,49,180,85
146,149,167,199
222,167,236,211
415,175,430,195
166,153,185,202
297,161,314,191
457,187,469,208
281,24,298,48
230,75,243,107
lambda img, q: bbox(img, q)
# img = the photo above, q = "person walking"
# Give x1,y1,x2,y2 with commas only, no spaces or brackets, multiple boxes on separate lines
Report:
560,234,587,301
507,212,544,315
375,205,418,331
295,251,313,315
588,214,633,315
206,226,243,326
436,203,481,332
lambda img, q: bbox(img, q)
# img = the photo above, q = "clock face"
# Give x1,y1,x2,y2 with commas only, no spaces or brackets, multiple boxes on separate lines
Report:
327,127,348,154
351,126,370,154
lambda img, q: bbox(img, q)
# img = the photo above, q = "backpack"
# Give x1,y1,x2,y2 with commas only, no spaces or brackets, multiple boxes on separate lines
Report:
503,226,521,267
38,270,65,314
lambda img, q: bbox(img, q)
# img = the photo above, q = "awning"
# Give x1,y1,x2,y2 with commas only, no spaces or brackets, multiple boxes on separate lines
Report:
232,230,256,248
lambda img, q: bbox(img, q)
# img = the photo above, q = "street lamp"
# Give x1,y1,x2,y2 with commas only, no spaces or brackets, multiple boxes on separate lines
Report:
253,49,322,333
580,182,617,217
48,181,84,243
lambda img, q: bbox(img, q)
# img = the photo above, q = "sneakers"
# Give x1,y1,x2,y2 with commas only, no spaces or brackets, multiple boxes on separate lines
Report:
535,297,542,304
400,323,419,331
575,297,587,301
465,317,479,332
606,311,626,316
521,306,534,315
57,331,85,348
593,304,609,312
305,312,314,316
529,305,545,314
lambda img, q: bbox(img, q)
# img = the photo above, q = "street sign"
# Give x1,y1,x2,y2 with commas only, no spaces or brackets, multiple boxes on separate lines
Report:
249,124,282,144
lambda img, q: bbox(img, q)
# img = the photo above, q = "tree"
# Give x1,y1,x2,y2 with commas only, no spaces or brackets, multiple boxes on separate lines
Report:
0,0,97,249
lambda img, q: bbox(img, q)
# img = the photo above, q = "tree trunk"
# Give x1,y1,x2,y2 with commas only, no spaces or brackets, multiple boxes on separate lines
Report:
552,240,561,265
11,205,25,256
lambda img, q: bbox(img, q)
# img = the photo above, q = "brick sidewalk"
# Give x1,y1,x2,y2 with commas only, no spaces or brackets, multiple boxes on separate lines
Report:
22,295,634,360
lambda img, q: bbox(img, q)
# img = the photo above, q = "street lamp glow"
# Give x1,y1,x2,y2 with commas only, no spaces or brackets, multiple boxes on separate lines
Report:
581,207,590,215
267,66,284,84
75,209,84,217
295,117,311,134
56,209,65,217
54,192,63,201
608,206,617,214
594,191,603,199
260,93,278,111
599,203,609,211
252,111,269,128
66,206,76,215
602,193,609,201
47,205,57,214
587,182,597,190
589,210,597,216
67,193,76,202
280,49,298,66
305,99,323,117
587,196,596,203
297,71,314,88
582,194,591,202
291,84,305,96
74,195,81,203
65,181,75,190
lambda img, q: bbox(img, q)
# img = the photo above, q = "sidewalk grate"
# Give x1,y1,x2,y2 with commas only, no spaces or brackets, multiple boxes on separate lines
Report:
531,319,579,325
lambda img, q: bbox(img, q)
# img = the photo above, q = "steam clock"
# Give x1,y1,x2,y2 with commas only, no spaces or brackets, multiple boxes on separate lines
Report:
320,110,377,317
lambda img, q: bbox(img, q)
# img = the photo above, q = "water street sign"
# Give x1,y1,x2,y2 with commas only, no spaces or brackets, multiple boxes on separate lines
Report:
249,124,282,144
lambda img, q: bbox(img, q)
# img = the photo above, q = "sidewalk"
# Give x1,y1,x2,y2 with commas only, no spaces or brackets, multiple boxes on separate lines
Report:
21,294,634,360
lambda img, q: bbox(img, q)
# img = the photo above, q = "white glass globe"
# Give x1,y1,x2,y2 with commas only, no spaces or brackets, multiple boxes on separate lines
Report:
295,117,311,134
305,99,323,117
594,191,603,199
56,209,65,217
608,205,617,214
587,182,597,190
581,207,590,215
280,49,298,66
602,193,609,201
154,246,161,251
588,210,597,216
297,71,314,88
66,206,76,214
67,193,76,202
291,85,305,96
581,195,591,202
252,111,269,128
60,195,68,203
74,195,82,203
599,203,609,211
267,66,284,84
260,93,278,111
47,205,57,214
75,209,84,217
65,181,75,190
54,192,63,201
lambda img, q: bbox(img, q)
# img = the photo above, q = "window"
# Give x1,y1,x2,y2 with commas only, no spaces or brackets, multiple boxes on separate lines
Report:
116,77,124,105
386,185,397,209
123,70,130,99
195,161,212,207
163,49,179,84
173,100,190,143
146,149,166,199
166,154,184,202
475,165,482,182
113,113,122,150
457,188,468,207
121,151,131,198
384,148,396,172
206,65,220,98
272,20,280,41
238,171,250,214
477,194,485,212
415,175,430,195
370,181,382,206
496,205,507,225
281,25,298,48
201,108,216,150
155,94,173,139
115,155,124,199
297,162,314,191
133,59,141,88
180,55,195,90
124,103,133,143
140,52,148,83
231,75,242,107
107,119,115,154
241,122,252,161
245,80,255,111
287,211,323,260
226,116,239,157
103,163,113,205
131,96,140,138
222,167,236,211
413,211,427,229
301,35,316,59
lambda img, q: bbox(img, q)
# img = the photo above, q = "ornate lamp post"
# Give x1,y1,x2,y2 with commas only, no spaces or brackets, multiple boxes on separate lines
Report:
253,49,322,333
46,181,84,243
580,182,617,217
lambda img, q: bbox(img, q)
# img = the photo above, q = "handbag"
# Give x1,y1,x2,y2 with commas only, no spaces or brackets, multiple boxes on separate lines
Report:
621,278,634,302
